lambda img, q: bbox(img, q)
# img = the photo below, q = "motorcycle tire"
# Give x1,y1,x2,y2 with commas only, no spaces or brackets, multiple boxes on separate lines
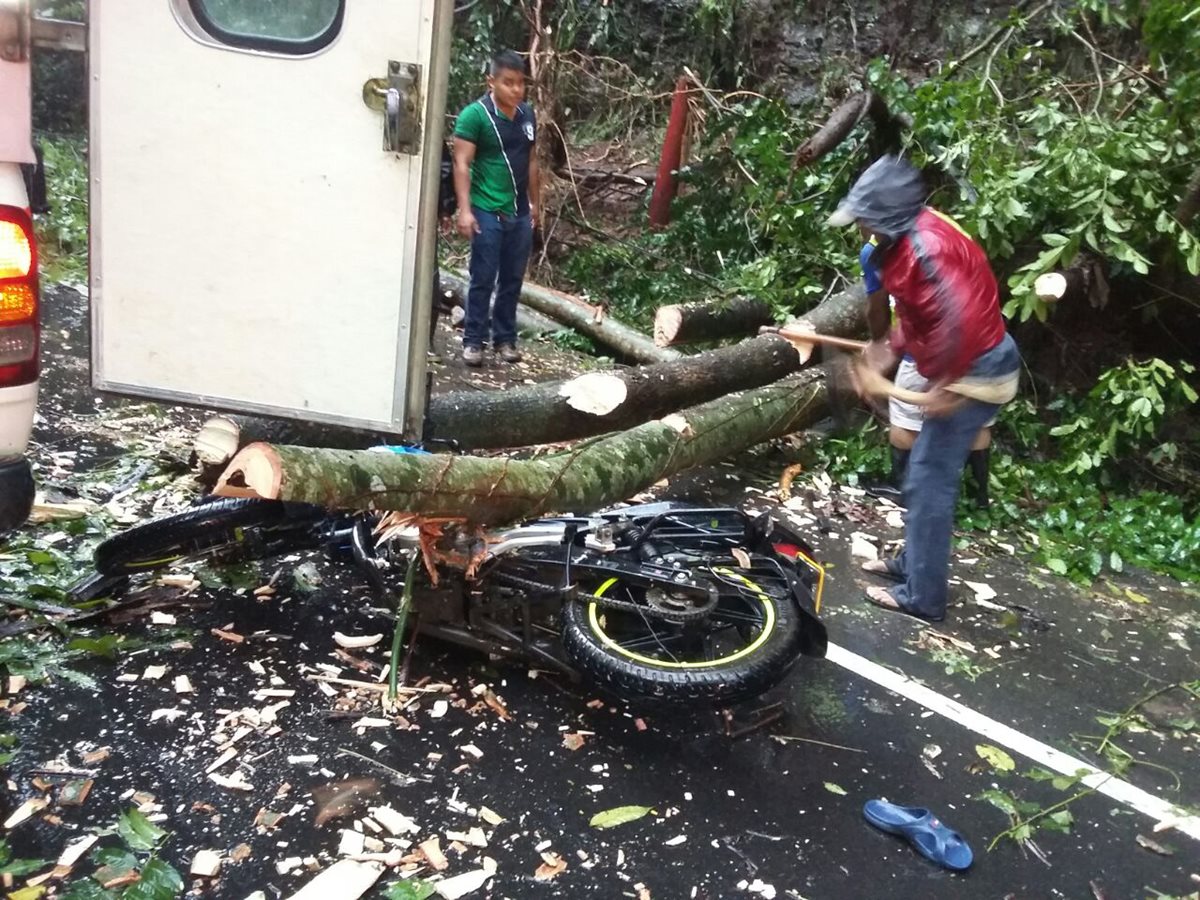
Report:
94,498,324,576
560,571,806,705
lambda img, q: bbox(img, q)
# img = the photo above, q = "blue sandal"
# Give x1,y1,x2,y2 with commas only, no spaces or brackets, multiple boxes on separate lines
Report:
863,799,973,871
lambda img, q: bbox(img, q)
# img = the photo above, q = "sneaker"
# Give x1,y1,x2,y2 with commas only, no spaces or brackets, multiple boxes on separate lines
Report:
463,345,483,368
497,343,522,364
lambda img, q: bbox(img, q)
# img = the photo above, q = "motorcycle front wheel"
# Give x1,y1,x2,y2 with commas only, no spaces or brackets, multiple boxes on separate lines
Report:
560,567,806,705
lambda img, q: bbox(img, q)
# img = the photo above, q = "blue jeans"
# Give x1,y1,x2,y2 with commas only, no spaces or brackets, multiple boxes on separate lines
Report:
891,333,1020,619
464,207,533,349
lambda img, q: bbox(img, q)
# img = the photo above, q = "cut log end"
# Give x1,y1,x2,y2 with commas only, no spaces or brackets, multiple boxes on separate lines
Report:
1034,272,1068,303
653,306,684,347
557,373,629,416
214,443,284,500
194,415,241,467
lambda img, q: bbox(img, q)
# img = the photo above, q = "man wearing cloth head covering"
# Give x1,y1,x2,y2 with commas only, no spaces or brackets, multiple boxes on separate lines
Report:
829,156,1020,622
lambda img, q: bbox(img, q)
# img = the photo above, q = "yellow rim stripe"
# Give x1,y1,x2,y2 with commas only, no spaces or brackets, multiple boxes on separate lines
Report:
791,550,826,613
586,570,775,670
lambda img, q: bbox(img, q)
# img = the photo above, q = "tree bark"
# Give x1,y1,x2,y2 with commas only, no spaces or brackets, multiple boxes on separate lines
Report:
213,371,828,524
788,92,905,174
441,271,679,364
425,334,801,449
1175,164,1200,227
654,295,775,346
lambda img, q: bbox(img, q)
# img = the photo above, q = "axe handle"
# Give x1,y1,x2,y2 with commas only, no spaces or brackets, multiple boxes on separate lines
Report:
759,326,868,353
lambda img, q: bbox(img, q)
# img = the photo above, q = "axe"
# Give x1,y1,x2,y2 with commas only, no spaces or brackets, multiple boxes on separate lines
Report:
759,325,1017,406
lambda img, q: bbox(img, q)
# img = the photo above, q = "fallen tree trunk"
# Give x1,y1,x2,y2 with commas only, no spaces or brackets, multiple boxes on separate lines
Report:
426,334,801,449
436,272,566,335
654,295,774,347
441,271,678,365
213,370,828,522
193,283,867,460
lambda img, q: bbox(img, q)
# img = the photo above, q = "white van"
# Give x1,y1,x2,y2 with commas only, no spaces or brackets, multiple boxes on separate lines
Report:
0,0,40,531
0,0,452,529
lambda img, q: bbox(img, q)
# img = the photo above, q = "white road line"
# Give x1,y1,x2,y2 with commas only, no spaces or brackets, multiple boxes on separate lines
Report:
825,642,1200,842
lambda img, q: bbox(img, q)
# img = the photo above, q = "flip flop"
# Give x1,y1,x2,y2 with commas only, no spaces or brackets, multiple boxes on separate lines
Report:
860,558,905,582
863,799,973,871
863,586,944,623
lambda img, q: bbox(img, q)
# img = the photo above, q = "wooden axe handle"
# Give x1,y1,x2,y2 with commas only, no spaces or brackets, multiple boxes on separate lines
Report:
759,325,868,353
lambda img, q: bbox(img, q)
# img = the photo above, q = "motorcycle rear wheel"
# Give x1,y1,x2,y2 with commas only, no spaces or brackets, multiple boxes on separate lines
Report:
560,567,805,705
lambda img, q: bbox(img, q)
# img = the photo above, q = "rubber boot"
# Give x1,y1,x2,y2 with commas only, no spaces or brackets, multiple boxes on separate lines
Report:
866,447,909,504
967,448,990,510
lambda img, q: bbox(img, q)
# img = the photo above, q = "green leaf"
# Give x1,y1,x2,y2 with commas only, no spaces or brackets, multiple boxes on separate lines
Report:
0,856,48,877
58,881,113,900
1041,232,1069,247
978,789,1018,816
68,636,122,660
116,809,167,852
1045,558,1068,575
589,805,654,829
823,782,848,796
119,858,184,900
1109,551,1123,573
7,887,48,900
384,881,437,900
976,744,1016,772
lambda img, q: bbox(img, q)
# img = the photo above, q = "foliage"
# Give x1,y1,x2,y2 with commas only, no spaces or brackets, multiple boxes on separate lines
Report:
34,134,89,283
564,97,863,325
59,809,183,900
32,0,86,134
1049,358,1198,474
865,5,1200,323
0,840,46,878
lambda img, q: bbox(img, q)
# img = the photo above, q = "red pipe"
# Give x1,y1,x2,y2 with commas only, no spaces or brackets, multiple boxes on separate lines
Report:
648,77,691,230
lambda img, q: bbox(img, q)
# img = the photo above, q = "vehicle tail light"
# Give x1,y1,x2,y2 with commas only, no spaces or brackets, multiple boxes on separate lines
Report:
0,206,38,387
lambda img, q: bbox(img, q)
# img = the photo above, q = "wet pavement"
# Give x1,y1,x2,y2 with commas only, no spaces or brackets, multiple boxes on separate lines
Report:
2,285,1198,899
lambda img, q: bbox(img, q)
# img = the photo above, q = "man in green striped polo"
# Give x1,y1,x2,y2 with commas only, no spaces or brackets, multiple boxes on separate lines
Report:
452,50,541,367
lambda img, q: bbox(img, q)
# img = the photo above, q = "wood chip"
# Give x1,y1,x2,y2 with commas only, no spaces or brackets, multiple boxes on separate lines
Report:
459,744,483,760
478,807,504,826
81,747,111,765
207,748,238,773
333,632,384,650
535,852,568,881
444,827,488,849
208,772,254,791
190,849,222,877
212,628,246,643
58,779,93,806
2,796,48,828
562,733,586,752
150,611,177,625
338,829,366,857
369,806,419,836
173,675,195,694
142,665,168,681
434,857,497,899
57,834,98,868
418,837,449,871
253,585,277,598
230,843,252,863
7,675,27,694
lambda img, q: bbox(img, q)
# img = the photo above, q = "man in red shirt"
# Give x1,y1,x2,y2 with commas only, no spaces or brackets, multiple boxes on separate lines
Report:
828,156,1020,621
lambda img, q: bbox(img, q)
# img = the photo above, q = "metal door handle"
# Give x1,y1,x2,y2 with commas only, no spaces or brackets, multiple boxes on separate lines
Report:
361,61,423,155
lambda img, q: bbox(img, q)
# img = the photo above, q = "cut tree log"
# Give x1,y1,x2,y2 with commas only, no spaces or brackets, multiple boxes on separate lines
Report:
213,370,828,524
1033,254,1109,307
436,272,565,335
440,271,678,365
192,282,867,458
654,295,775,347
